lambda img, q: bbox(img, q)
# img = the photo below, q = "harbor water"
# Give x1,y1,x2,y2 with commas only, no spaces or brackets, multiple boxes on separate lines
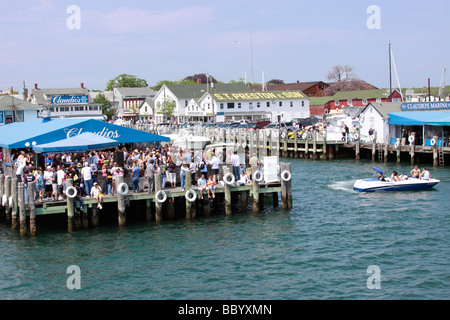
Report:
0,158,449,300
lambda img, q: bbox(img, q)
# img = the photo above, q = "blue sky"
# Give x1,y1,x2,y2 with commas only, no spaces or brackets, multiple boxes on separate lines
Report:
1,0,449,91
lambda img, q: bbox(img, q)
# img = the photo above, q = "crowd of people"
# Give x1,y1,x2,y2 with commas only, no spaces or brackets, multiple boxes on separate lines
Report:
8,144,262,206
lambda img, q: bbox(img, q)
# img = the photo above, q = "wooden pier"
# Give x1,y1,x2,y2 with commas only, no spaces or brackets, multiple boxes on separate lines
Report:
0,163,292,236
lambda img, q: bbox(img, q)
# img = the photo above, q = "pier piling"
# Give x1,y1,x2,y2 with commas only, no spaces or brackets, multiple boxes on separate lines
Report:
154,173,162,223
252,166,260,213
18,182,26,237
11,177,18,230
66,179,74,232
116,175,126,227
5,176,11,224
28,181,36,236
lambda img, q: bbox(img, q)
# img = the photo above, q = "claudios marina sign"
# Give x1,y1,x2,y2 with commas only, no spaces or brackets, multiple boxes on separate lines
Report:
401,101,450,111
51,95,89,104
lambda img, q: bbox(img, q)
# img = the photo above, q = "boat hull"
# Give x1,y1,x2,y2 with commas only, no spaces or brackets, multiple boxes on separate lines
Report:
353,178,440,192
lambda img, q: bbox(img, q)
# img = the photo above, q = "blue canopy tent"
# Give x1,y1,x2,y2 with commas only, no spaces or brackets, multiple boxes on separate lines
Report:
32,132,119,153
0,118,170,149
388,111,450,146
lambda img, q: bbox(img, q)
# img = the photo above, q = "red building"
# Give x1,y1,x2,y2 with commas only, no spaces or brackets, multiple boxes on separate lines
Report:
251,81,329,97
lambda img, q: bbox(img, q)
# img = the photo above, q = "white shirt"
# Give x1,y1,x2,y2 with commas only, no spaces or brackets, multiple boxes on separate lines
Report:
231,154,240,167
81,166,92,180
211,157,220,169
43,170,53,185
57,169,66,185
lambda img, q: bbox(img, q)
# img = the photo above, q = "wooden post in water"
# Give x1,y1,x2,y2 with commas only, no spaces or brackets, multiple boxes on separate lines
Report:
116,175,126,227
355,134,360,160
91,206,99,227
18,182,26,237
410,132,416,165
384,136,389,163
27,181,36,236
145,199,152,221
11,177,18,230
252,165,260,213
66,178,74,232
294,131,298,158
154,172,162,223
5,176,11,224
312,130,317,159
185,172,194,220
285,163,293,209
432,135,438,166
280,163,288,209
371,131,377,162
223,167,232,216
396,138,401,163
240,189,247,213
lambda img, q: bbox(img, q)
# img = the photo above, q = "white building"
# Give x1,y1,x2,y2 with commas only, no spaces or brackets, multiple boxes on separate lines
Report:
358,102,402,143
113,87,156,120
30,83,105,120
153,83,252,123
211,90,310,122
0,95,40,125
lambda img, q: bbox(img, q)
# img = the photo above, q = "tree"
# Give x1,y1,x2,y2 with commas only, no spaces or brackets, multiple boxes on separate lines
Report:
105,74,148,91
323,65,369,96
93,93,115,120
267,79,285,85
183,73,217,84
156,97,176,122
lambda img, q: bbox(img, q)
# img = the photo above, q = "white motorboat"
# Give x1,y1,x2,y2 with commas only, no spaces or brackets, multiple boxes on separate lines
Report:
353,167,440,192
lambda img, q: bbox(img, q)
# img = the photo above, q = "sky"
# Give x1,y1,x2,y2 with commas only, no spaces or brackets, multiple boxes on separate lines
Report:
0,0,449,91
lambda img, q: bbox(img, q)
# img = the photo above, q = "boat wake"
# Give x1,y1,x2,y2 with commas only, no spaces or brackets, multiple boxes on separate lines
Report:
328,180,355,193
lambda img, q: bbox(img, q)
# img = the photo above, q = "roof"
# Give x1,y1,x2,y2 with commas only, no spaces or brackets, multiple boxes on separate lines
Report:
362,102,403,118
33,132,118,153
251,81,327,92
388,110,450,126
0,118,169,149
0,95,41,110
165,83,251,99
333,89,391,100
31,88,90,106
212,90,307,102
309,97,332,106
115,87,156,98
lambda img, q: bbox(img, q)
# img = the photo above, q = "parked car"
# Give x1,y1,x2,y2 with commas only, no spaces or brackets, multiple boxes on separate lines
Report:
244,120,271,130
265,121,294,132
292,117,319,127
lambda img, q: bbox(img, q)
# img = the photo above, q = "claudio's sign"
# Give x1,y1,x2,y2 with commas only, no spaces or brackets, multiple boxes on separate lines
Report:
51,95,89,104
401,102,450,111
64,127,120,139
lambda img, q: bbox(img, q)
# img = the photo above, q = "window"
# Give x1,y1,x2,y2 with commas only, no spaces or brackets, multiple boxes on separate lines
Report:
334,100,339,106
290,101,293,107
249,102,253,109
220,103,224,110
347,99,352,106
362,99,368,105
257,102,260,108
267,102,270,107
279,101,282,107
227,102,234,109
301,101,305,107
238,103,242,108
185,100,188,107
376,98,381,103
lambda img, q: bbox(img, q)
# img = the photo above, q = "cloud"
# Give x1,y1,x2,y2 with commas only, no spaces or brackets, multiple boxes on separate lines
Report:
82,6,215,35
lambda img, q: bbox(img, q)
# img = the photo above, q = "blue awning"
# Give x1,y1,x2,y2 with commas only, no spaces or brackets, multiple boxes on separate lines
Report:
0,118,170,149
388,111,450,126
33,132,118,153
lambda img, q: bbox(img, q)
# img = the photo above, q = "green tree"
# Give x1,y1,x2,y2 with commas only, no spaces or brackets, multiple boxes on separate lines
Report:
106,74,148,91
93,93,115,120
156,97,176,122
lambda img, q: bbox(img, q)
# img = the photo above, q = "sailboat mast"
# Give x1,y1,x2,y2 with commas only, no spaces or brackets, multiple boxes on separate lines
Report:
389,42,392,94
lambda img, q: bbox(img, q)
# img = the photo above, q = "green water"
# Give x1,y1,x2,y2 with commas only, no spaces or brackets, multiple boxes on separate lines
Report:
0,158,449,299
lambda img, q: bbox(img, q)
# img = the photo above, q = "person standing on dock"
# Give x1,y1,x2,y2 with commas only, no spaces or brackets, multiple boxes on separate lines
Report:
180,162,190,191
231,150,240,182
189,158,197,186
81,162,93,197
131,161,140,193
146,158,155,193
210,154,221,182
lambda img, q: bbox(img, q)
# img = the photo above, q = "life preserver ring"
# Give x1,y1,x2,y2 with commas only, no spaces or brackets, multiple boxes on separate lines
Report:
408,135,415,143
394,141,400,149
2,194,6,206
281,132,286,139
242,142,247,148
155,190,167,203
118,182,129,195
430,138,436,146
66,186,78,199
185,189,197,202
253,170,263,182
280,170,292,181
302,133,307,140
223,172,235,185
353,132,359,140
210,135,214,142
370,135,375,141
